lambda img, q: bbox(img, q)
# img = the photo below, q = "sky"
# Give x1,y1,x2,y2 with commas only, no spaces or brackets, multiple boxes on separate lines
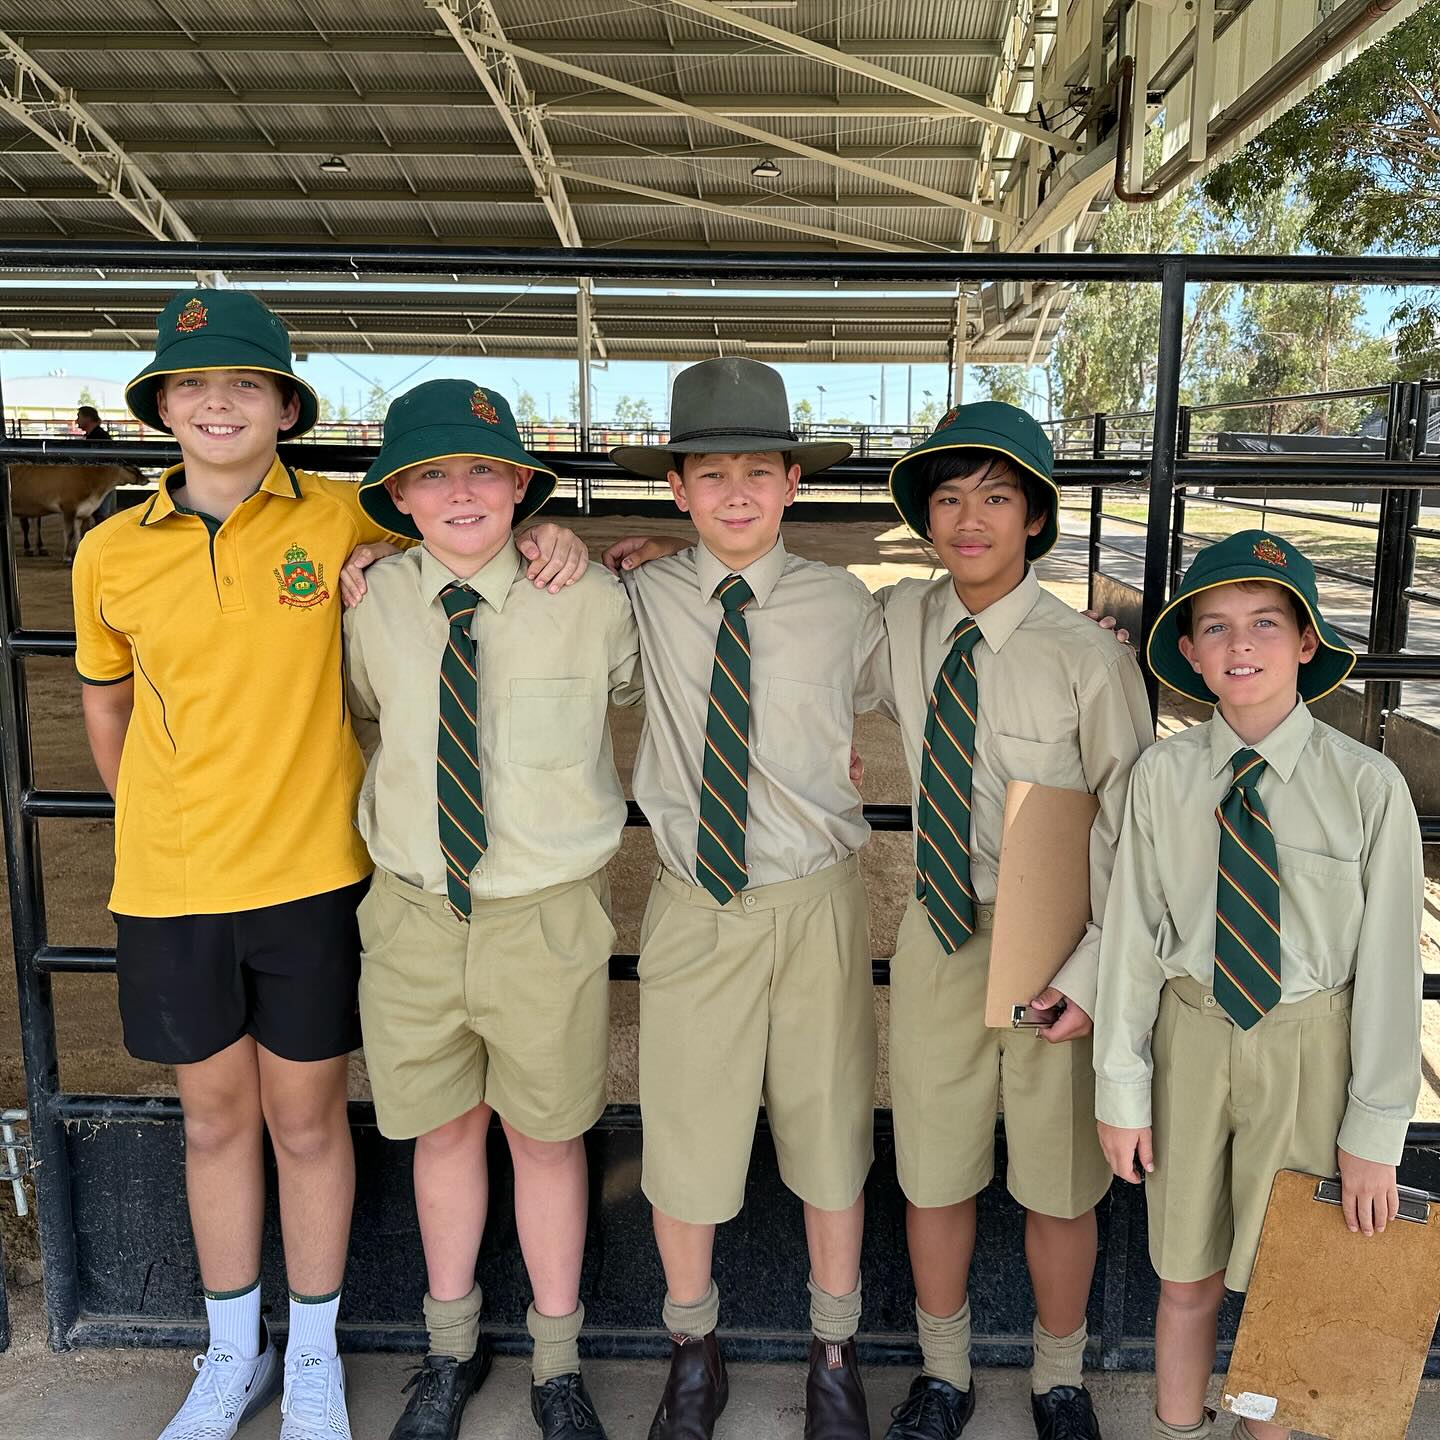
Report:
0,284,1409,430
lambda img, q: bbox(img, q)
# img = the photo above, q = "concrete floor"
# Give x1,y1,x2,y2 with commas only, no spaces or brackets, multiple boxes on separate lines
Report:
1,1348,1437,1440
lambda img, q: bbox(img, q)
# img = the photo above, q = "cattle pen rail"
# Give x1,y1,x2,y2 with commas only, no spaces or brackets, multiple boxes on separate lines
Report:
1,242,1437,1371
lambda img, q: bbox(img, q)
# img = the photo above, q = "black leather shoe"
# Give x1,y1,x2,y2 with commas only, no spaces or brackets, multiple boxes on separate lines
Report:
531,1372,608,1439
388,1347,492,1440
884,1374,977,1439
1031,1384,1102,1440
804,1337,868,1439
646,1331,729,1440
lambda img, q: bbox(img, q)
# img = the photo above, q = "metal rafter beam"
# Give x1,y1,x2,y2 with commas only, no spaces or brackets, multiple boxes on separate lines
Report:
464,29,1013,227
14,32,1007,59
666,0,1081,154
0,30,196,246
547,167,926,251
426,0,604,360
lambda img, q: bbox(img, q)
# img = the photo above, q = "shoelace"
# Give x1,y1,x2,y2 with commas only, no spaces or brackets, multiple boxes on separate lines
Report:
400,1358,455,1413
181,1350,243,1418
889,1384,954,1434
283,1350,334,1428
539,1375,600,1429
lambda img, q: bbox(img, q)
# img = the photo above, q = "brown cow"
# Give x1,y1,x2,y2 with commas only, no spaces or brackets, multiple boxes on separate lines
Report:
9,464,143,561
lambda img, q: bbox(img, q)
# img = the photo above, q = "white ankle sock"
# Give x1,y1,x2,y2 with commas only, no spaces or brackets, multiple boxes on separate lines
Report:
287,1287,341,1358
204,1278,262,1361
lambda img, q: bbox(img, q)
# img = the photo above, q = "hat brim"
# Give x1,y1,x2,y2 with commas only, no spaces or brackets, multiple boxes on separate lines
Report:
1146,572,1356,705
127,347,319,440
358,430,559,540
888,441,1060,562
610,436,852,482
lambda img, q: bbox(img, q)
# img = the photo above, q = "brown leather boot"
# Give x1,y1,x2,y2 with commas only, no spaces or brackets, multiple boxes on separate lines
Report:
646,1331,729,1440
804,1337,869,1440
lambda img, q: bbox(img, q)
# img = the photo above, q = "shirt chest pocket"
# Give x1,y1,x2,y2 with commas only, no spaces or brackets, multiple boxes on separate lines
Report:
756,676,847,772
508,677,594,770
986,730,1086,791
1275,841,1363,961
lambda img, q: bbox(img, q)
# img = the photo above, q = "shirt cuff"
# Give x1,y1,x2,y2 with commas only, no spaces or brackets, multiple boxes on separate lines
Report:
1094,1077,1152,1131
1052,945,1098,1018
1336,1099,1412,1167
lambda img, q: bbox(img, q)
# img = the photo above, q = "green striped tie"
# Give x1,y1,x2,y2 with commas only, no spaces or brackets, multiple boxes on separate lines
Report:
696,572,754,904
915,617,983,952
1214,748,1282,1028
437,582,488,917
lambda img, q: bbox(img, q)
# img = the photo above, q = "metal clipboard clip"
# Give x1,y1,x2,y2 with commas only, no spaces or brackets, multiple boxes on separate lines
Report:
1312,1177,1434,1225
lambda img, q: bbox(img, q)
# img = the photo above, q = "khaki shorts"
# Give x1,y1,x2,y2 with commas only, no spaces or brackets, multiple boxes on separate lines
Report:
1148,975,1351,1291
638,857,876,1225
357,867,614,1142
889,895,1110,1218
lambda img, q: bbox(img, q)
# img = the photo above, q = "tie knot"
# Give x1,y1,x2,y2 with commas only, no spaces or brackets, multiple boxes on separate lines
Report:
716,573,755,614
1229,748,1267,788
441,582,477,625
949,616,982,655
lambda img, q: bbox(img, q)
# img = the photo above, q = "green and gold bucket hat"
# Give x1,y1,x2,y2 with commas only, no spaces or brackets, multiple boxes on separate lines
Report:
1147,529,1355,704
357,379,559,540
887,400,1059,561
127,289,319,439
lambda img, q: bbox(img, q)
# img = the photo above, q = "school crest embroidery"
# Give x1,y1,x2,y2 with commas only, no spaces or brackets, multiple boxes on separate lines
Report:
938,406,961,432
274,541,330,609
1253,538,1287,567
470,388,499,425
175,298,208,333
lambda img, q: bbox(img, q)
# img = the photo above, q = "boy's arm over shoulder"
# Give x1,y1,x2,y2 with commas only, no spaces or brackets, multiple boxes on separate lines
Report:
1341,755,1424,1166
580,566,643,706
844,576,895,719
1048,643,1155,1016
1092,750,1170,1130
70,524,134,685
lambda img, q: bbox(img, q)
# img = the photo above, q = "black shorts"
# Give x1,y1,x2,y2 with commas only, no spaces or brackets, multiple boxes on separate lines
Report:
114,880,367,1065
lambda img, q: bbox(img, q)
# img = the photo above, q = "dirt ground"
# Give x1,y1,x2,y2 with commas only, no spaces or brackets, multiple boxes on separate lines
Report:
3,512,1440,1296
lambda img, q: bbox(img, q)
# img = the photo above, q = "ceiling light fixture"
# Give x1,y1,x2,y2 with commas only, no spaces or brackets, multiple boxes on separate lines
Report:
750,158,783,179
319,155,350,174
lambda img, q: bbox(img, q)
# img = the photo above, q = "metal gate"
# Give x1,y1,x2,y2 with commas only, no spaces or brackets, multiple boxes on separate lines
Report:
1,243,1437,1370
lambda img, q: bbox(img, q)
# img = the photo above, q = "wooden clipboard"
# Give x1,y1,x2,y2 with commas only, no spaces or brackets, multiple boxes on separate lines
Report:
984,780,1098,1028
1222,1168,1440,1440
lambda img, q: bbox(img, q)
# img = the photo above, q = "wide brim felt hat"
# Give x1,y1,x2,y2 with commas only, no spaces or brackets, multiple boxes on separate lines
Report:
127,289,319,439
610,356,852,481
1147,529,1355,705
357,379,559,539
888,400,1060,562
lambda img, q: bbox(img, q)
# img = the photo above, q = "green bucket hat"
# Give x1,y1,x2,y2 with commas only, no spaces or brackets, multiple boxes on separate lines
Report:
610,357,852,481
357,379,559,540
127,289,319,439
887,400,1059,561
1147,529,1355,705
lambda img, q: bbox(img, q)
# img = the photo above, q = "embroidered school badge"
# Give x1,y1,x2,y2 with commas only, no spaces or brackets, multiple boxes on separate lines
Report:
175,298,209,333
470,388,500,425
274,541,330,609
939,406,961,432
1252,538,1287,567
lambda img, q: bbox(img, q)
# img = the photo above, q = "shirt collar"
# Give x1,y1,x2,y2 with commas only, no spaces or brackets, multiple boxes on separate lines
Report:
420,539,522,615
942,566,1041,653
140,455,298,526
1208,698,1313,782
696,535,788,609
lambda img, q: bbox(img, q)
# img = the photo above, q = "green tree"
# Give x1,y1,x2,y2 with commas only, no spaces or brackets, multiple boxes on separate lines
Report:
913,396,944,429
316,394,336,422
1202,4,1440,375
513,389,541,425
363,384,387,422
973,366,1027,407
614,394,654,427
792,396,814,429
77,385,94,406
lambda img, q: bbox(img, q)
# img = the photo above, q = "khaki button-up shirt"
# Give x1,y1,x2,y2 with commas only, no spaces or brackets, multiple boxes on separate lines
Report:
1094,700,1423,1165
345,541,640,902
880,568,1153,1014
623,537,892,888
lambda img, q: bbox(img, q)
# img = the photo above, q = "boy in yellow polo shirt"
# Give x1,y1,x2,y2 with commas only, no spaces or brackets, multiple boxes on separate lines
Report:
71,290,586,1440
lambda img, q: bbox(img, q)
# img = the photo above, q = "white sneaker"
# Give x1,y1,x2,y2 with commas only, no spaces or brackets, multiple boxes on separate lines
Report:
157,1329,281,1440
280,1348,351,1439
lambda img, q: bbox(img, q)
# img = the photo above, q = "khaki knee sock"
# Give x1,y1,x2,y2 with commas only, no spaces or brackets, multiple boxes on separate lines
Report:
916,1299,971,1391
662,1279,720,1340
807,1273,862,1345
1150,1411,1210,1439
424,1284,482,1362
528,1302,584,1384
1031,1318,1087,1394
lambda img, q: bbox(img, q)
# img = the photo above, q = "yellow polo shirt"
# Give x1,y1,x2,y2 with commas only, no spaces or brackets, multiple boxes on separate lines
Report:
72,457,400,917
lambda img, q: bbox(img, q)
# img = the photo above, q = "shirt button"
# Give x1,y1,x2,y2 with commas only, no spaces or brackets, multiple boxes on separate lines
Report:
1203,994,1217,1009
222,576,234,586
743,894,756,909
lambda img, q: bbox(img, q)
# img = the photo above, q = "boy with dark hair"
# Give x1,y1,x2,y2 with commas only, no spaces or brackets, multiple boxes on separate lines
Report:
878,402,1152,1440
1095,530,1423,1440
